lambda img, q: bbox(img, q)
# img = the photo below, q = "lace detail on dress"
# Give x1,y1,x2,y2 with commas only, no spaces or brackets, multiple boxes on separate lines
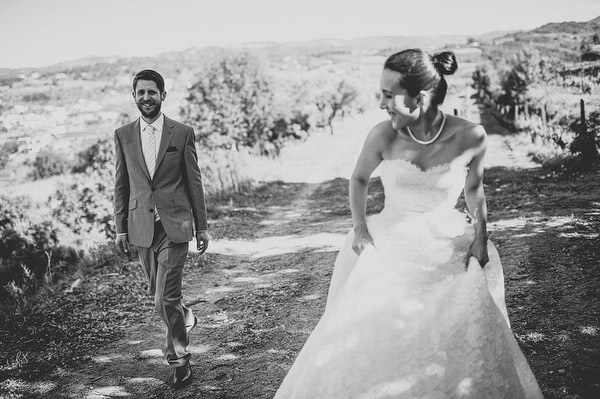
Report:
274,158,544,399
379,158,466,216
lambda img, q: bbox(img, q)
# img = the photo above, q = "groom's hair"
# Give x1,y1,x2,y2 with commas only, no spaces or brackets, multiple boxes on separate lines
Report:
133,69,165,93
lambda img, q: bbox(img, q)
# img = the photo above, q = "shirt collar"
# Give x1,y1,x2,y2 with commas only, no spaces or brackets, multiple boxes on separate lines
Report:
140,113,164,133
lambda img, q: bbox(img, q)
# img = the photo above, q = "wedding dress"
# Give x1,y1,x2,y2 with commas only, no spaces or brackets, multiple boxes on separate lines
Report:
275,158,543,399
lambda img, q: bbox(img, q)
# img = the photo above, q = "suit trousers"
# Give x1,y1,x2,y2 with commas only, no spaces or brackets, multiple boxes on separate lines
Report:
137,220,195,368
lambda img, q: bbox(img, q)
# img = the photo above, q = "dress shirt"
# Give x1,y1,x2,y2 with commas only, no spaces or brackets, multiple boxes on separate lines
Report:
140,113,164,166
141,114,164,222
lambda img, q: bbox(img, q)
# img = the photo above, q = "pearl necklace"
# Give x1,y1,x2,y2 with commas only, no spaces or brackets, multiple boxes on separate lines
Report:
406,112,446,145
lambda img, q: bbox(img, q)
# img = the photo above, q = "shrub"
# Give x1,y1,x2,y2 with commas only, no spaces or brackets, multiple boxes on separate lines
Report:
569,110,600,166
0,195,60,296
2,140,20,155
198,147,253,199
28,149,71,180
50,139,116,244
181,52,310,156
22,92,50,103
181,52,275,152
0,151,8,169
50,166,115,244
72,138,114,173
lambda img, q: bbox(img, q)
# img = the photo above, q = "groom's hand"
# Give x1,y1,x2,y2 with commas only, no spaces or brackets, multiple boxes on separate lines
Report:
196,231,210,255
116,233,130,255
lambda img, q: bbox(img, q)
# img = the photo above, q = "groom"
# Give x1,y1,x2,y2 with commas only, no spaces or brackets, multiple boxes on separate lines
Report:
113,69,209,388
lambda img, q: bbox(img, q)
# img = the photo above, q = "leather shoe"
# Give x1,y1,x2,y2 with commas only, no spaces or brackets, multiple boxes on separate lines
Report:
173,365,193,388
186,316,198,334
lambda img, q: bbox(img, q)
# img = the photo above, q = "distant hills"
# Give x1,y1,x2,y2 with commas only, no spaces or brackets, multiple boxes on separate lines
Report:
480,15,600,62
1,15,599,79
532,15,600,35
0,34,505,79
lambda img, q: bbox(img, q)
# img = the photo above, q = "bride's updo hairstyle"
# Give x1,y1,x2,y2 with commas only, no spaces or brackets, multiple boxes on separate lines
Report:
384,49,457,106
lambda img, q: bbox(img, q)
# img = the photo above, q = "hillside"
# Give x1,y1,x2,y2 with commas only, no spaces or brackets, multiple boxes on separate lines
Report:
533,15,600,35
0,35,472,79
478,15,600,63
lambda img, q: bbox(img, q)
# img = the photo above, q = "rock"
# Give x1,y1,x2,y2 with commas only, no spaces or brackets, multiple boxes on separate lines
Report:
64,278,83,293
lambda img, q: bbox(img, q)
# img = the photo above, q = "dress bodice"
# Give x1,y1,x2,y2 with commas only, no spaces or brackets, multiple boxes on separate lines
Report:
380,158,468,216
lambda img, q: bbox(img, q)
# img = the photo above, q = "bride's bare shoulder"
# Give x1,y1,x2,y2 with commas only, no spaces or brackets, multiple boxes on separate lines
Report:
448,116,486,148
366,120,397,146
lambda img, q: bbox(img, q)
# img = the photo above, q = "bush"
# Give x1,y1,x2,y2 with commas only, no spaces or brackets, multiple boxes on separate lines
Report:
181,52,275,152
198,147,253,199
569,110,600,166
0,151,8,169
50,139,116,244
181,52,310,156
0,195,61,296
22,92,50,103
50,166,115,244
2,140,20,155
28,149,71,180
72,138,114,173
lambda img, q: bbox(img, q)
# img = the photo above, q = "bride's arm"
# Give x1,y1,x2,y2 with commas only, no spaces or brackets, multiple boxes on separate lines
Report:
349,123,386,254
464,125,489,267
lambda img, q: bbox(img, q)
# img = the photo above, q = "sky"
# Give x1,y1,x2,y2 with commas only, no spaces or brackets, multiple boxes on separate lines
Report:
1,0,600,69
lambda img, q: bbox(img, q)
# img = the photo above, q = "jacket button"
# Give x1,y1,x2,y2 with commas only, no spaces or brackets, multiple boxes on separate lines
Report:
149,209,154,213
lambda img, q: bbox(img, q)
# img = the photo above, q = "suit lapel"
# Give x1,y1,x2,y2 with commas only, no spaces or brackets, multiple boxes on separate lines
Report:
131,119,152,181
155,116,175,173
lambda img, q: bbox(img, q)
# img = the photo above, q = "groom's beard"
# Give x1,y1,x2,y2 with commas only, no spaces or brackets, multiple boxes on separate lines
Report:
136,99,162,119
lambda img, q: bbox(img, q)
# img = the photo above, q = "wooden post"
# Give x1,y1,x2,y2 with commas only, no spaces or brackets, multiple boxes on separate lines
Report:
580,99,586,129
541,104,548,135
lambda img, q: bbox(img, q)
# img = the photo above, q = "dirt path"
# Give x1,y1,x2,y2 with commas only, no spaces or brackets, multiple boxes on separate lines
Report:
4,108,599,399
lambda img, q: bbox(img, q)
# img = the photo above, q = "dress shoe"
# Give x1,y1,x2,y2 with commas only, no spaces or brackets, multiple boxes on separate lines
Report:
186,316,198,334
186,316,198,347
173,364,193,388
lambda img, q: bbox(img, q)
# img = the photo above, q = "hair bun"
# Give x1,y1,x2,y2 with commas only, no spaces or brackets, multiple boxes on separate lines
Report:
432,51,457,75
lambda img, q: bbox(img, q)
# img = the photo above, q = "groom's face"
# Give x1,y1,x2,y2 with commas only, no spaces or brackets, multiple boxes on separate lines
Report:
133,79,166,120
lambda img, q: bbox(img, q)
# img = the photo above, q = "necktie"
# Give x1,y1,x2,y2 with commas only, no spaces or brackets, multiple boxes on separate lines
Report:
142,125,160,221
143,125,156,178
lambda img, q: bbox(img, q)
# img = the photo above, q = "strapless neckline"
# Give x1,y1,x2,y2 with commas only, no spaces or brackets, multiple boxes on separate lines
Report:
381,158,452,174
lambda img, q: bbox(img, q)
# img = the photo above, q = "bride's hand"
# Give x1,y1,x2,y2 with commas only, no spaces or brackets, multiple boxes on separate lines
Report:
467,238,489,269
352,225,374,255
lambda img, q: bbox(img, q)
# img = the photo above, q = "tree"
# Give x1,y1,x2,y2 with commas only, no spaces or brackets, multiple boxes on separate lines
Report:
301,72,363,135
180,52,277,153
472,63,499,101
498,49,559,106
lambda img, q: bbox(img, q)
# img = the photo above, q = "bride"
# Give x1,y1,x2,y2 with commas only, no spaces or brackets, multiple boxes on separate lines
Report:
274,49,544,398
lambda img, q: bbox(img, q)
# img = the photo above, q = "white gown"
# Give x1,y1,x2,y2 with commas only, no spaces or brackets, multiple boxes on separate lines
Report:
275,159,543,399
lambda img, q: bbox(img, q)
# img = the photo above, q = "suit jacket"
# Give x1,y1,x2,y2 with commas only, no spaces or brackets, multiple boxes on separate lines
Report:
114,115,208,248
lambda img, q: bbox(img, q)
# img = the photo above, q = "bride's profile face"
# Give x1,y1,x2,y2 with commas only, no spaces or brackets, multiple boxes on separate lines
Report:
379,69,418,129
